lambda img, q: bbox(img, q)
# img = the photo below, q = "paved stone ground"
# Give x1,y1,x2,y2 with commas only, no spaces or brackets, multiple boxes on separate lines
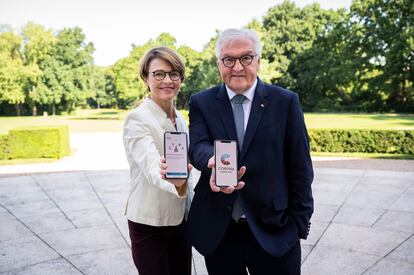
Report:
0,133,413,274
1,166,413,274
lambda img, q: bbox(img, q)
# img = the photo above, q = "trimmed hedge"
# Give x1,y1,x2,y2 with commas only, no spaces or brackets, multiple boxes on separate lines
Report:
0,135,8,160
1,126,70,160
309,129,414,154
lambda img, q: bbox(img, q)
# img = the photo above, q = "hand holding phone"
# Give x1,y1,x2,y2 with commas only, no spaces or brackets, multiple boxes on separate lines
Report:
214,140,238,188
164,132,189,179
208,156,246,194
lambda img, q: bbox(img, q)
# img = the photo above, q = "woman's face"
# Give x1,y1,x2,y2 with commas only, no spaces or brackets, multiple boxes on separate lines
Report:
145,57,181,104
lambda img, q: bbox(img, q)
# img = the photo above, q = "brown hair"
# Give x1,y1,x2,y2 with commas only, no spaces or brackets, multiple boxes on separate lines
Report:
139,46,185,82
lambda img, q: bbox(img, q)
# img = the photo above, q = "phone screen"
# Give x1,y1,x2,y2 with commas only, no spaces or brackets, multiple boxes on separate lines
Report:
164,132,189,179
214,140,238,187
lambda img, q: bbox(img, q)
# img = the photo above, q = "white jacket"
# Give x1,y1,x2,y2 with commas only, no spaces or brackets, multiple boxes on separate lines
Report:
123,98,193,226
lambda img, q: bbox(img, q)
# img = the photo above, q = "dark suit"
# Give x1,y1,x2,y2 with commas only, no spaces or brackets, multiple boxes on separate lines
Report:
186,78,313,272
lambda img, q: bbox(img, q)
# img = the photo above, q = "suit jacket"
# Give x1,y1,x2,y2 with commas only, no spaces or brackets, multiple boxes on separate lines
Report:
185,78,314,257
123,98,191,226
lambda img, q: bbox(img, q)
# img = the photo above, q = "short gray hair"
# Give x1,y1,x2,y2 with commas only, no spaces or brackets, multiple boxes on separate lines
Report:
215,28,262,58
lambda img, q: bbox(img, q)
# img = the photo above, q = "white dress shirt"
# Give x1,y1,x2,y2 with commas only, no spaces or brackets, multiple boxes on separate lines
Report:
226,78,258,131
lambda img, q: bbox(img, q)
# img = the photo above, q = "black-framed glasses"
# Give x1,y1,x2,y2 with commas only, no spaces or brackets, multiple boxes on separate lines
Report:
221,55,256,68
151,70,181,81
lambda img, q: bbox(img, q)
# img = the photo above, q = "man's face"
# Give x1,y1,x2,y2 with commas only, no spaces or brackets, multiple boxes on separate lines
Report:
217,38,260,93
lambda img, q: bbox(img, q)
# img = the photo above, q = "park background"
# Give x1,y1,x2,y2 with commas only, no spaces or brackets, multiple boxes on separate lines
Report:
0,0,412,113
0,0,413,162
0,1,413,274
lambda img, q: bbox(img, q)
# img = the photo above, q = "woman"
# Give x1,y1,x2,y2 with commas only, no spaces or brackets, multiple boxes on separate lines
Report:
123,46,192,275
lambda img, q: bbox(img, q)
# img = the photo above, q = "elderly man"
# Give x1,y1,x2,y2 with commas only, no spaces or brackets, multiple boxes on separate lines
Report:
185,28,314,274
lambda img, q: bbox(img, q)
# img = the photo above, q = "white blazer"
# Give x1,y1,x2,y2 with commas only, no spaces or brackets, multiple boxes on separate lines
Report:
123,98,192,226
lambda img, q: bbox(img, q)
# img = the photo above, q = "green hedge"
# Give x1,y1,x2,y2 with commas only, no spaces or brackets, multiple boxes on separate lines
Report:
309,129,414,154
1,126,70,160
0,135,8,160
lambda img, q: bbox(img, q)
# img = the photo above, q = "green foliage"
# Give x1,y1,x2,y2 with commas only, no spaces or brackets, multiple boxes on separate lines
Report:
21,22,56,64
178,109,189,125
309,129,414,154
88,66,116,108
261,1,336,88
177,33,221,108
0,24,96,116
0,134,8,160
0,30,36,115
6,126,70,159
347,0,414,112
292,0,413,112
177,45,203,108
0,1,413,113
51,27,95,113
112,56,145,108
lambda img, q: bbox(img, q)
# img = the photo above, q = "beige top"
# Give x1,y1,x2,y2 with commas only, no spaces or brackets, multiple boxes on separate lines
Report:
123,98,190,226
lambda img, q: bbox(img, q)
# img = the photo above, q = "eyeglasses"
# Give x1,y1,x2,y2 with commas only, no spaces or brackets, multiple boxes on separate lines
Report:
151,70,181,81
221,55,256,68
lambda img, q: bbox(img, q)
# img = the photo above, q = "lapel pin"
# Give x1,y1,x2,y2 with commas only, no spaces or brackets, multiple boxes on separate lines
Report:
260,103,265,108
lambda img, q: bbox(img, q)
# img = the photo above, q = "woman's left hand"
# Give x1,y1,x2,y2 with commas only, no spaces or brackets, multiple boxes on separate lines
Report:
160,157,193,187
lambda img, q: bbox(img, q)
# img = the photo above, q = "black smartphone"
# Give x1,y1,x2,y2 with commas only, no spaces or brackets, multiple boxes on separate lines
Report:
164,131,189,179
214,140,238,187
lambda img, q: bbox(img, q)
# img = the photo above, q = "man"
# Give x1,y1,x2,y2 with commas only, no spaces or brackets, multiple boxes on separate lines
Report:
186,28,314,274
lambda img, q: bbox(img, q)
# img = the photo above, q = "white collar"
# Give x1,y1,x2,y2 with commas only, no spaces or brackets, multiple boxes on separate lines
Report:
226,78,257,102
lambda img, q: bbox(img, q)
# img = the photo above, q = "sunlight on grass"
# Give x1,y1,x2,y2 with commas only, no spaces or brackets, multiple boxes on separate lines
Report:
0,110,413,135
0,108,126,134
305,113,414,130
0,158,58,165
311,152,414,160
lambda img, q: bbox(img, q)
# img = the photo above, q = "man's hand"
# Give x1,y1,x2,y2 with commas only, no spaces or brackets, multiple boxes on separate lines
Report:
208,156,246,194
160,156,193,187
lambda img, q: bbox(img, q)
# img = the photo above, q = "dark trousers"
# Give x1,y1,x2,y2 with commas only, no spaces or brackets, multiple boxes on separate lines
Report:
128,219,192,275
205,220,301,275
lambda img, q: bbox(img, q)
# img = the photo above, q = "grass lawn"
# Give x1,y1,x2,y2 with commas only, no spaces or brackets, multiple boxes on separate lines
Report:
0,109,127,135
0,110,413,134
0,110,413,161
304,113,414,130
311,151,414,160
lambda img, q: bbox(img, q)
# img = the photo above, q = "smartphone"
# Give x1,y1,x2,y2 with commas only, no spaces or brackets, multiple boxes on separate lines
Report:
214,140,238,187
164,131,189,179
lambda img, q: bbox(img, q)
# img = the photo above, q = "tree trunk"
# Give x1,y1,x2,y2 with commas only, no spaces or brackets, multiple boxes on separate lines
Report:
32,105,37,116
15,103,21,116
52,104,56,116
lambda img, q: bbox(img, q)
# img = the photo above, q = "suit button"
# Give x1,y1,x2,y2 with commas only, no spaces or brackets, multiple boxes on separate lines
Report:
226,206,232,211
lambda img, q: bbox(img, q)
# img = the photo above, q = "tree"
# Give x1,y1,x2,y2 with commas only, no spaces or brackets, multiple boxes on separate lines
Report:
179,32,221,108
0,30,40,115
177,45,203,108
262,0,343,89
346,0,414,112
87,66,113,109
21,23,57,115
288,8,352,111
55,27,95,113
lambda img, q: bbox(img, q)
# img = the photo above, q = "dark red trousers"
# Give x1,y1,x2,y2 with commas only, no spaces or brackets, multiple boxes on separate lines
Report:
128,219,192,275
